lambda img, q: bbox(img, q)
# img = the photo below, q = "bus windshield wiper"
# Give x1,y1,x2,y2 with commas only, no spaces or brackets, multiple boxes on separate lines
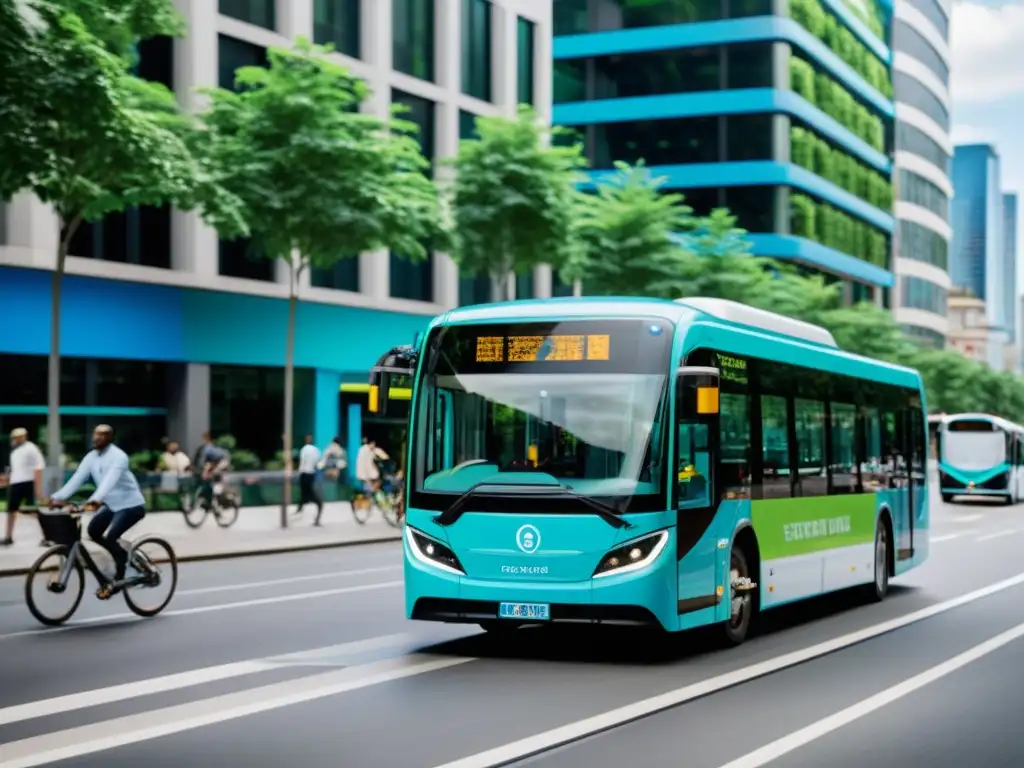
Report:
432,482,632,529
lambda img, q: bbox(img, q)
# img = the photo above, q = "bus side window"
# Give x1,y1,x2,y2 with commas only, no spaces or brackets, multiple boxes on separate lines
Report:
677,422,711,509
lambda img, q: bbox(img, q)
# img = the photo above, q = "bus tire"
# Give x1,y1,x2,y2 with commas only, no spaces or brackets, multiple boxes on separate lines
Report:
866,515,891,603
720,545,754,647
941,493,953,504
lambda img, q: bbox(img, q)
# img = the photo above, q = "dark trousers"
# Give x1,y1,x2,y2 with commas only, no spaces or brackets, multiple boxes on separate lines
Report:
297,473,323,522
88,505,145,578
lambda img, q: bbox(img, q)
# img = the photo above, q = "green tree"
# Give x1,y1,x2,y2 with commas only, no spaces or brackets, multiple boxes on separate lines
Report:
199,38,444,525
447,106,586,301
562,162,693,297
0,0,246,476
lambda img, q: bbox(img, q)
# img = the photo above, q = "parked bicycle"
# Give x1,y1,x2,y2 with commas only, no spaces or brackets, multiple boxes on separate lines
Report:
25,505,178,627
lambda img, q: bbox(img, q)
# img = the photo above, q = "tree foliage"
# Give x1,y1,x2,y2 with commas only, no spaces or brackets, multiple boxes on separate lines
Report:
446,106,587,300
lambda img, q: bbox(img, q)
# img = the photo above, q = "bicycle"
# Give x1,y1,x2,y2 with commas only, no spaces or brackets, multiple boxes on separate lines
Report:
351,474,403,528
24,505,178,627
184,474,239,529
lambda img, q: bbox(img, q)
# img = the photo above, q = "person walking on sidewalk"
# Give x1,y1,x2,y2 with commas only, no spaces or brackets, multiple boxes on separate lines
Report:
2,428,45,547
294,434,324,525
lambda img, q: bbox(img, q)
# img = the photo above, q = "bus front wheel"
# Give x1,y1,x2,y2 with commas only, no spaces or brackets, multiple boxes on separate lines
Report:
720,546,755,647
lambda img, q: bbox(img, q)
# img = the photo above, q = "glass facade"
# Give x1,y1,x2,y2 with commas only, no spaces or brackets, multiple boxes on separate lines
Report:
1003,193,1018,343
211,365,283,461
554,0,772,34
461,0,492,101
897,123,950,174
893,72,948,131
390,90,435,302
892,20,948,82
517,17,535,106
951,145,1002,323
898,169,949,220
901,276,947,314
904,0,948,38
393,0,433,81
219,0,275,30
901,324,945,348
314,0,361,58
899,220,948,270
311,258,360,292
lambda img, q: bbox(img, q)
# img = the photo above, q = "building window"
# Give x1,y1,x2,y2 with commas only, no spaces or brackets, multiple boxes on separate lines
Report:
517,17,535,106
898,169,949,221
554,0,587,35
899,220,948,270
901,324,945,348
390,90,436,302
461,0,492,101
218,36,272,281
555,0,771,32
515,271,534,300
901,276,947,315
554,60,585,103
71,36,174,269
393,0,433,80
459,275,491,305
219,0,275,31
892,20,948,83
211,365,283,462
314,0,361,58
552,277,575,297
724,186,774,233
459,110,478,139
311,258,360,291
896,123,950,174
893,72,948,131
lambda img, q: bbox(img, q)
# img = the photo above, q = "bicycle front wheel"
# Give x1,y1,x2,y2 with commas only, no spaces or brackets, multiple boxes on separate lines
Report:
183,491,207,528
381,494,401,528
123,536,178,618
25,546,85,627
214,497,239,528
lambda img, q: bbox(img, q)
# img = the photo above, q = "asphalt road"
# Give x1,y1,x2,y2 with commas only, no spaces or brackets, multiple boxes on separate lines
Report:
1,493,1023,767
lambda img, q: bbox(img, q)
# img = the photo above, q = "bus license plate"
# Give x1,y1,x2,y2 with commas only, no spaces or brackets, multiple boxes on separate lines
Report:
499,602,550,620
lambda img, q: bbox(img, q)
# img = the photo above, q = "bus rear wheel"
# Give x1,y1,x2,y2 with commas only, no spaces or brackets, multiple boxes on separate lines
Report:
866,517,890,603
720,546,754,647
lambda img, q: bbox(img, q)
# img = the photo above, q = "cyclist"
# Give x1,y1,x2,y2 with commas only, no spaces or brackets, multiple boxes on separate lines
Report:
196,432,231,510
47,424,146,599
355,437,390,509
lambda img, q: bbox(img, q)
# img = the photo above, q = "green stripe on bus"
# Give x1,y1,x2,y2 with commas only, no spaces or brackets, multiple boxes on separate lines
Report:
751,493,877,560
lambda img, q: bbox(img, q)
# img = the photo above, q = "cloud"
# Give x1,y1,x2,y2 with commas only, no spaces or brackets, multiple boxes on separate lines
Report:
950,2,1024,104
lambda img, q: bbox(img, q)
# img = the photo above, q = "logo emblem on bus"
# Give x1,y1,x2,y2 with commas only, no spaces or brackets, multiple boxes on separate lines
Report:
516,524,541,554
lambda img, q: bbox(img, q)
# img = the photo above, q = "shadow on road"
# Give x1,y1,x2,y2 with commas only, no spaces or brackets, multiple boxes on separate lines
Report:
420,584,920,666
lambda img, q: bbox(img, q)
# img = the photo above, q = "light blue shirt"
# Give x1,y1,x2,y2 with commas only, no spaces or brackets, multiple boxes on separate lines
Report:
52,444,146,511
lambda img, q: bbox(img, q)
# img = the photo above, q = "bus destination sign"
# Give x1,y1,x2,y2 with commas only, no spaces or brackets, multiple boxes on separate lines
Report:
475,334,611,363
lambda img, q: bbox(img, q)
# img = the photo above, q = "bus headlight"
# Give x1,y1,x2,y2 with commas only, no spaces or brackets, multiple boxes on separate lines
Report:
406,527,464,575
593,530,669,579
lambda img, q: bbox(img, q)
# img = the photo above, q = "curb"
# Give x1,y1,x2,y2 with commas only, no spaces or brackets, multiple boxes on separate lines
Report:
0,532,402,578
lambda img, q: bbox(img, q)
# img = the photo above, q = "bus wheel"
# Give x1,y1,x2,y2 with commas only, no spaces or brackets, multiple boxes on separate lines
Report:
867,517,890,603
721,546,755,647
941,493,953,504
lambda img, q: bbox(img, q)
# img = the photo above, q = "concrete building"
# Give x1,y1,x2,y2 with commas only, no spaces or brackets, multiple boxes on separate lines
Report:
950,143,1007,369
890,0,952,349
947,289,990,365
552,0,897,305
0,0,553,465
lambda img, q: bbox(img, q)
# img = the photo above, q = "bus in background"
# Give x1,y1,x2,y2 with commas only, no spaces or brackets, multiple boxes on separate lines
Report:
370,297,929,646
936,413,1024,504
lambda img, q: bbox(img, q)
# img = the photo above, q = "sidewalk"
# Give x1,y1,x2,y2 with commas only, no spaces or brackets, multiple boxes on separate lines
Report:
0,502,402,576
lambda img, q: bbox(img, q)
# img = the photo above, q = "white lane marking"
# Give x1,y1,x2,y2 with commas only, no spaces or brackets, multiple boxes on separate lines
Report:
0,580,403,641
177,565,401,596
0,632,417,727
716,620,1024,768
430,569,1024,768
0,654,475,768
953,514,984,523
977,529,1020,542
929,534,960,543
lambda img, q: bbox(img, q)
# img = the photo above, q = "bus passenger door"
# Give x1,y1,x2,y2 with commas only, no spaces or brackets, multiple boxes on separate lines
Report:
674,366,722,620
884,410,912,560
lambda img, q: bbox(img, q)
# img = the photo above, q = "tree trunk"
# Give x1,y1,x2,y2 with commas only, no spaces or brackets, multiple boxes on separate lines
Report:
46,217,80,492
281,262,298,528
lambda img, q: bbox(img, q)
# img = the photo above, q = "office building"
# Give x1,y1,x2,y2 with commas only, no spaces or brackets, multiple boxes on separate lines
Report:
1003,192,1018,347
553,0,896,305
950,143,1007,369
890,0,952,349
0,0,552,464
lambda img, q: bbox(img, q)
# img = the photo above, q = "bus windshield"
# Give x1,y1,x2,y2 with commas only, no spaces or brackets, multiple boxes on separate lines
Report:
410,318,675,513
943,421,1006,470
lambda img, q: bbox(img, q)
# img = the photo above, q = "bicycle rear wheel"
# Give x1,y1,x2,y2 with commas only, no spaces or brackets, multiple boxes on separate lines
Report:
122,536,178,617
25,546,85,627
352,494,372,524
381,494,401,528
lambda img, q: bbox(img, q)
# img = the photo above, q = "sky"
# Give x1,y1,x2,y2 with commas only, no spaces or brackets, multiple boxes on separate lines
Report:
949,0,1024,290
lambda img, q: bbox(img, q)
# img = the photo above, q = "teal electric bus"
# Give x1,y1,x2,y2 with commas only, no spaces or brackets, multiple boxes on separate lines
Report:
937,413,1024,504
370,297,929,645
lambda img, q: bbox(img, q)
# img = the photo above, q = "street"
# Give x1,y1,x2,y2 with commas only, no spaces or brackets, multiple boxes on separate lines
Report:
1,493,1023,767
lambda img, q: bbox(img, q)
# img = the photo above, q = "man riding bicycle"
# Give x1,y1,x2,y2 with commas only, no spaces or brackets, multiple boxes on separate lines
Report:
47,424,147,599
196,432,231,510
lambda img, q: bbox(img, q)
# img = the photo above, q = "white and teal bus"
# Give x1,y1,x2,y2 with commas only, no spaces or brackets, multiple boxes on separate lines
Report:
370,297,929,645
937,413,1024,504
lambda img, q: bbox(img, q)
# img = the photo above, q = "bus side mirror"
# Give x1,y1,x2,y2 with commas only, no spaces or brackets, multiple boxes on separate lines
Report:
676,366,720,419
369,344,419,416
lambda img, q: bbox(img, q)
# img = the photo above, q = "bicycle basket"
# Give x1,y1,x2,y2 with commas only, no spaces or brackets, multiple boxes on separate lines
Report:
37,512,82,547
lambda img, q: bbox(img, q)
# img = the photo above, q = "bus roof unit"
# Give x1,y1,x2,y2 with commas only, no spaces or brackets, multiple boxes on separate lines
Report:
675,297,839,349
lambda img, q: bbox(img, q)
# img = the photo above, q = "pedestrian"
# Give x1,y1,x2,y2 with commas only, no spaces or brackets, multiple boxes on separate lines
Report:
322,436,347,481
157,440,191,475
2,428,45,547
295,434,324,525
